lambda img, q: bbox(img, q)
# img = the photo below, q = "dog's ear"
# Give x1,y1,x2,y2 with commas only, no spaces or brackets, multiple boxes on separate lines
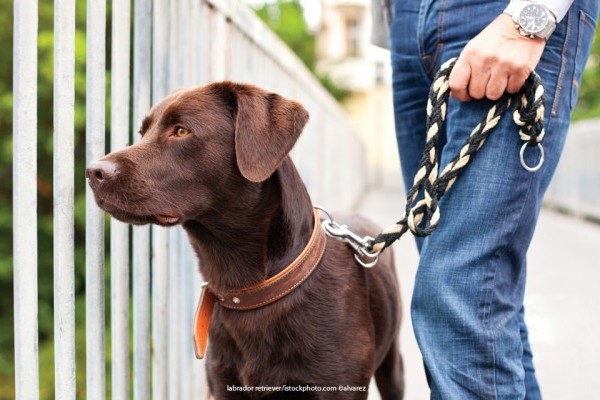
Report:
232,85,309,183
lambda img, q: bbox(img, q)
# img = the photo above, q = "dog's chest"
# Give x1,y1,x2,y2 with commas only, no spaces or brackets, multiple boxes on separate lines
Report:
211,317,315,386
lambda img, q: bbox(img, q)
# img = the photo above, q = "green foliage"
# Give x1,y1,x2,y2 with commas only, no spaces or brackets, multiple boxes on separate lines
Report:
0,6,14,364
0,1,16,391
254,0,316,70
252,0,349,102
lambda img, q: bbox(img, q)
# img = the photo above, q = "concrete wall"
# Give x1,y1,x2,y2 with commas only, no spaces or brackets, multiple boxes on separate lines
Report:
545,118,600,221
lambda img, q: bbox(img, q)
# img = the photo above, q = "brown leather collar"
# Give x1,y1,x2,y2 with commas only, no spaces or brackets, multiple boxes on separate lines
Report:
193,208,326,358
213,208,326,310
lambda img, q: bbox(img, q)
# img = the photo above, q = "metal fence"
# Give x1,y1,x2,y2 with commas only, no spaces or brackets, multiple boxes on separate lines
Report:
11,0,367,399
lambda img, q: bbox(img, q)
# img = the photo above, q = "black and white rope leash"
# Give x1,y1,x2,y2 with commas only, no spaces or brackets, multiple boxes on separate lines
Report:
319,57,546,267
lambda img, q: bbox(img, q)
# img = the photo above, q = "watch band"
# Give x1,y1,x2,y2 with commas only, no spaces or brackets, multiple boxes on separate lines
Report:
504,0,557,40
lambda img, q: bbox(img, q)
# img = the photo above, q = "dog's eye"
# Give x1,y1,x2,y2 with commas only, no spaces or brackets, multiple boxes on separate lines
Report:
174,127,190,137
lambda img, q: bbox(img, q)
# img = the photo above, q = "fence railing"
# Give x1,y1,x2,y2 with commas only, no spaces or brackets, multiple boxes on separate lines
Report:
11,0,367,399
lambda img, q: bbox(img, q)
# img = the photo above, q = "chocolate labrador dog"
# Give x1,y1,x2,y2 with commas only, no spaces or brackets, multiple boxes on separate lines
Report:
87,82,404,400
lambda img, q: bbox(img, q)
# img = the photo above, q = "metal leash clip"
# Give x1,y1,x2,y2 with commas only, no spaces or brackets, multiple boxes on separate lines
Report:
315,206,380,268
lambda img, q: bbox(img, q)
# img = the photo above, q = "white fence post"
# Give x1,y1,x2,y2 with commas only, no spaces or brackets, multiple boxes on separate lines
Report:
168,227,182,400
110,0,132,398
152,0,170,398
132,0,152,399
85,0,107,398
53,0,76,398
13,0,39,398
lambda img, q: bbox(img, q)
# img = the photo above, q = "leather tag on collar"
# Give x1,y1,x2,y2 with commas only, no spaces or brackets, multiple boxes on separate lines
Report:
193,283,215,359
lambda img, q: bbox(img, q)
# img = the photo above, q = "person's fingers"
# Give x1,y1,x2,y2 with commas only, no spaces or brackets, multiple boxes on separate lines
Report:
467,64,490,100
506,64,530,94
486,71,509,100
449,58,472,102
447,14,545,102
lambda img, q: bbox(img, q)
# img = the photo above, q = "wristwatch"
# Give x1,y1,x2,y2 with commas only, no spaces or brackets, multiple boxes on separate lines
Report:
504,0,557,40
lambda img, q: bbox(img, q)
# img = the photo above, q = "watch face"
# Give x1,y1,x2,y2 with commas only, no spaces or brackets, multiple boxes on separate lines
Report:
518,4,549,34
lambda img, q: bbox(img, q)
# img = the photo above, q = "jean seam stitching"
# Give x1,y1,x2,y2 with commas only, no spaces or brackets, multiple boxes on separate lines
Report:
483,244,499,399
572,12,584,108
552,10,573,116
571,11,595,109
490,144,537,399
492,330,498,400
418,0,429,74
418,0,446,78
480,257,499,398
580,9,598,30
426,0,447,75
439,0,445,42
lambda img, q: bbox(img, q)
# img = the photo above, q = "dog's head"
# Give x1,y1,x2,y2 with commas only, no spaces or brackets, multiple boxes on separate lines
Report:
86,82,309,226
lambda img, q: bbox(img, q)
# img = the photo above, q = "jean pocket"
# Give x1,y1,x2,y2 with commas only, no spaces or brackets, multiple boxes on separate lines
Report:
570,11,598,109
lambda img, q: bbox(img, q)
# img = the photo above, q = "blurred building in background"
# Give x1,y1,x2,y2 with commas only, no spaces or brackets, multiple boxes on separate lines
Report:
316,0,401,188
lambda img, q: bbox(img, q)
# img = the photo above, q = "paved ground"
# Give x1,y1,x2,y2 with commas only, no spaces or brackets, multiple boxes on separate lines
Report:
357,183,600,400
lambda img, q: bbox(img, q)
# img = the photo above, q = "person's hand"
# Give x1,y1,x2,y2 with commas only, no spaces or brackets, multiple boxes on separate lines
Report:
449,13,547,101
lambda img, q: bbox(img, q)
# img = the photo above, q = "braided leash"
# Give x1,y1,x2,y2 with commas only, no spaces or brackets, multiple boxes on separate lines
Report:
320,57,546,265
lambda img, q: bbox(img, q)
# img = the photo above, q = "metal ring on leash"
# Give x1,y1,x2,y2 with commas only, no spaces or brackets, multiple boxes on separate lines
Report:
519,142,545,172
354,252,379,268
314,205,333,222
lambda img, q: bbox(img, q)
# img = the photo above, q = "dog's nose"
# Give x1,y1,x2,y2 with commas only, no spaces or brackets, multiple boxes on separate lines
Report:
86,160,120,183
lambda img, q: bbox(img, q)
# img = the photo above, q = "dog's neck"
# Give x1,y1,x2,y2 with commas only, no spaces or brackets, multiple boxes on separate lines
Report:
183,158,314,293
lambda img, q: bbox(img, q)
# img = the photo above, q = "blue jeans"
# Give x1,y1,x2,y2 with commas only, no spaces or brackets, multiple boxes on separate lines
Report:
389,0,598,399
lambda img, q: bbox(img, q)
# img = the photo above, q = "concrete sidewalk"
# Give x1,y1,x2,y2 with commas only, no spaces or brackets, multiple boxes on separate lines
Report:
358,185,600,400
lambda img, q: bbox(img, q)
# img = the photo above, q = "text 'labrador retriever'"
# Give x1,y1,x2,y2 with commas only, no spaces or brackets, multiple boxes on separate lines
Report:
87,82,404,400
